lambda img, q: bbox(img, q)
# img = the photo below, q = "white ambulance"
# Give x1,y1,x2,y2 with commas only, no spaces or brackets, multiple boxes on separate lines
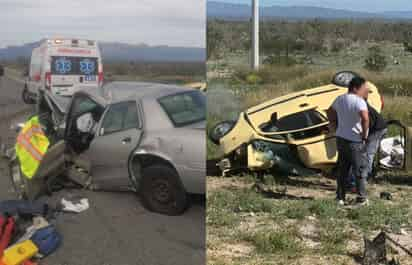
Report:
23,38,103,103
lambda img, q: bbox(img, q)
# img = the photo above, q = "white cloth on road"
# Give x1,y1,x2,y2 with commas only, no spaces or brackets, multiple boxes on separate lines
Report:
61,198,89,213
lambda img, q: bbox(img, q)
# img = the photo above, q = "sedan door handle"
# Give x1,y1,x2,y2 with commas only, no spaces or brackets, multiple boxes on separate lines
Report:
122,136,132,144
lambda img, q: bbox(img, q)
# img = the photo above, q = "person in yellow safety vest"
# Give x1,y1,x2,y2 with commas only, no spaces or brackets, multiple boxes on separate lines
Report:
15,116,50,179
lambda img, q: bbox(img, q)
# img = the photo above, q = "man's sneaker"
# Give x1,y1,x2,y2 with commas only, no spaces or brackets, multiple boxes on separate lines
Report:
337,199,345,206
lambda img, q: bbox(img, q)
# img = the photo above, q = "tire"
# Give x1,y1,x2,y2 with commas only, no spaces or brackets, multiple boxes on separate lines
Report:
139,164,188,215
331,71,360,87
8,159,28,199
22,87,35,104
209,120,236,145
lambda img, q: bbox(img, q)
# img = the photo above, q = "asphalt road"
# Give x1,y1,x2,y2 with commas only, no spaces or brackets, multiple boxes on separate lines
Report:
0,74,205,265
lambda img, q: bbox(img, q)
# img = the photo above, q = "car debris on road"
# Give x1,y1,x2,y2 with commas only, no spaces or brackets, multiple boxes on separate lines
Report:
0,200,62,265
60,197,89,213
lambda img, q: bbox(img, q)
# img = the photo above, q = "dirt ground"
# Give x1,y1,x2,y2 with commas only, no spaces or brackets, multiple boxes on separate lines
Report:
207,173,412,265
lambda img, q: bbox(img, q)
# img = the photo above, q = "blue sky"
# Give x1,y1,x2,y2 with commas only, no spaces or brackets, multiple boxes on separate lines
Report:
214,0,412,12
0,0,205,48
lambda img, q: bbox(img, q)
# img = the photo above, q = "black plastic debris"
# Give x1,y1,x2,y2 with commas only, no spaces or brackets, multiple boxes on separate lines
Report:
380,192,393,200
363,232,387,265
364,231,412,265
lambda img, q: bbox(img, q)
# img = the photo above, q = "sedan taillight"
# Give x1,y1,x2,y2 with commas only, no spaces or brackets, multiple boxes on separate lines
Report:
45,72,51,90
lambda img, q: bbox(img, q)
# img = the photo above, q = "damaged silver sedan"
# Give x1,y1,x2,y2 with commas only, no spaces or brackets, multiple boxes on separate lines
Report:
9,82,206,215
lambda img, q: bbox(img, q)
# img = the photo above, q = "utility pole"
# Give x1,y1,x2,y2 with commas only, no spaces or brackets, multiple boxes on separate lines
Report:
251,0,259,69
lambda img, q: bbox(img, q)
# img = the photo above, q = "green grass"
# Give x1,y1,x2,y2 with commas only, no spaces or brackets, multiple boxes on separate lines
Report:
207,190,241,228
346,200,410,233
269,199,345,222
308,199,343,219
242,228,303,256
318,219,351,255
208,188,275,214
208,179,412,262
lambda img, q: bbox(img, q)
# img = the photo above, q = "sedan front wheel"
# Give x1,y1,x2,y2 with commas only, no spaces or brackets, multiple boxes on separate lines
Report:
139,164,188,215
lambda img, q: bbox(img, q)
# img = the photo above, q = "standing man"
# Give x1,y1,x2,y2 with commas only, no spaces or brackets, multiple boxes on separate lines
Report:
327,76,370,206
346,101,387,191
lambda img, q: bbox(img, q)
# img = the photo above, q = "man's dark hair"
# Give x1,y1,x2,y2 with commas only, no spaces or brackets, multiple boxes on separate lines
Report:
348,76,366,92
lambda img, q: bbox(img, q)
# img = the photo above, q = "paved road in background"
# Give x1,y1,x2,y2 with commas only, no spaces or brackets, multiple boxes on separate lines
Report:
0,73,205,265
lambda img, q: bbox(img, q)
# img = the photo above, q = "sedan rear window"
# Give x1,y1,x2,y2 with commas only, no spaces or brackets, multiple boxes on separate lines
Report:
158,91,206,127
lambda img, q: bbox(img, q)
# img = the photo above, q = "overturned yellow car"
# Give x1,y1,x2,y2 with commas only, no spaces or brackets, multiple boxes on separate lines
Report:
209,71,411,176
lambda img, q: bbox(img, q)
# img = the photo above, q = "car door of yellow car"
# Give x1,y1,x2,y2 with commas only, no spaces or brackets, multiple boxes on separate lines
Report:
376,120,412,174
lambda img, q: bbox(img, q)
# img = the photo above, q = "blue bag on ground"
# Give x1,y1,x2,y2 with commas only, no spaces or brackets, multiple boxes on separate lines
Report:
30,225,62,256
0,200,48,216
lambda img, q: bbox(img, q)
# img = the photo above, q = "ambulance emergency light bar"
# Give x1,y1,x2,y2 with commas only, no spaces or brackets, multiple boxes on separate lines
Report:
47,38,96,46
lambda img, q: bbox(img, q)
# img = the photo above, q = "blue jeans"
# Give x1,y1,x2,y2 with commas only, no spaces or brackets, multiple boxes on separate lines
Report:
347,128,387,187
336,137,368,201
365,128,387,177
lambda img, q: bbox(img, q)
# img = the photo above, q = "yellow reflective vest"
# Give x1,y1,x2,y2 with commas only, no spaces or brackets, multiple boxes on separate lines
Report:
15,116,50,179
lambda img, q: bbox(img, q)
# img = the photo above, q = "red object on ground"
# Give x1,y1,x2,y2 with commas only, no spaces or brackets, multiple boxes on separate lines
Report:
0,216,5,236
0,218,15,256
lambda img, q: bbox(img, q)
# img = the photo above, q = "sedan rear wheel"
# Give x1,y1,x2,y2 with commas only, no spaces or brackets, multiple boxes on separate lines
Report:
140,164,188,215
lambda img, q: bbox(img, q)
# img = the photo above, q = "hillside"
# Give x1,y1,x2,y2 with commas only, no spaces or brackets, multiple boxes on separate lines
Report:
0,41,205,62
207,1,412,20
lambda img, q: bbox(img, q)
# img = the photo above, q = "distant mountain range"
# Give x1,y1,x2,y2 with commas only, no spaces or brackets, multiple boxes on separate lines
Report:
0,41,205,62
207,1,412,20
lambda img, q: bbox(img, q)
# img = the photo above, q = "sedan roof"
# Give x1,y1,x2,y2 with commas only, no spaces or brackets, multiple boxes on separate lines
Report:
100,81,195,104
45,81,198,116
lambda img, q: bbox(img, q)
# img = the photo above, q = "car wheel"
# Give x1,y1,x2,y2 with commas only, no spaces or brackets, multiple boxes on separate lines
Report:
22,87,35,104
332,71,360,87
140,164,188,215
8,159,28,199
209,120,236,145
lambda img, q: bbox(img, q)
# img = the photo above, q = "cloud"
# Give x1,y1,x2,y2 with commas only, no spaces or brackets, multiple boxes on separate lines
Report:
0,0,205,47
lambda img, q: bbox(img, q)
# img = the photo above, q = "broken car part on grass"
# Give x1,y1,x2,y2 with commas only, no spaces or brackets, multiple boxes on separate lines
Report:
209,71,412,177
9,81,206,216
